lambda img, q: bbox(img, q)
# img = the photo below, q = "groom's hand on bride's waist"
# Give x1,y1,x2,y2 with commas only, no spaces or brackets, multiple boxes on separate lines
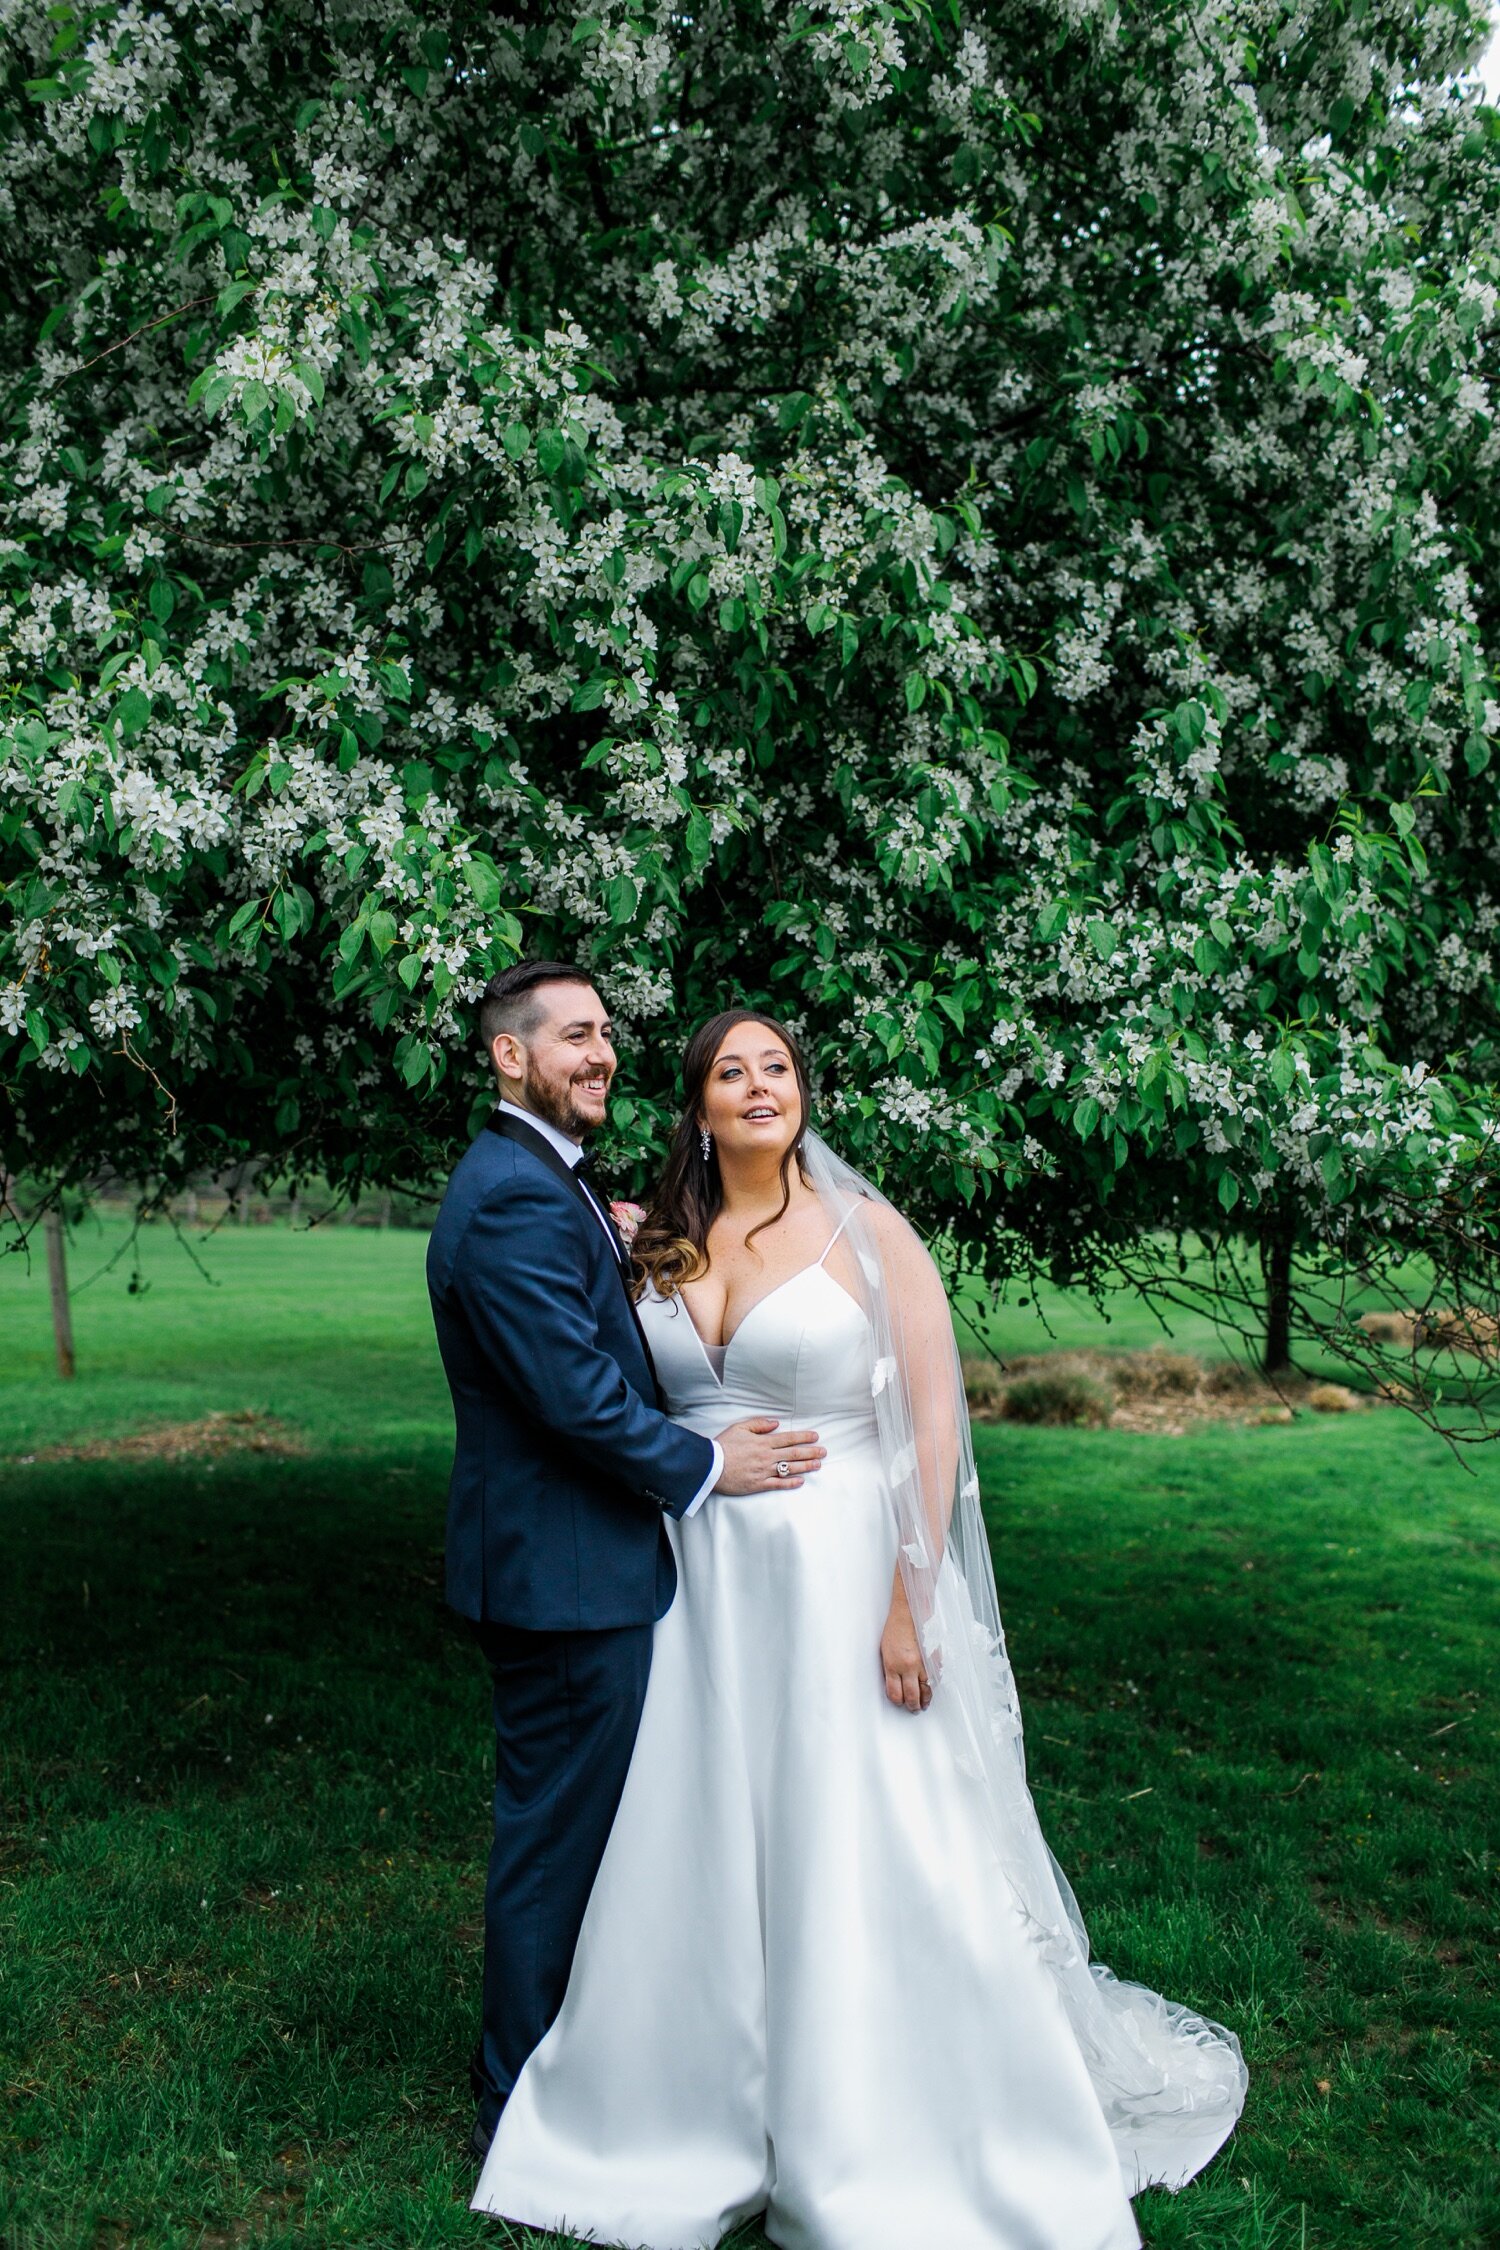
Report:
713,1417,825,1494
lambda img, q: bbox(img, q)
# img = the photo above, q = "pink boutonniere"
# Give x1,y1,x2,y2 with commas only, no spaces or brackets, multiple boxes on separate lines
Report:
610,1199,646,1250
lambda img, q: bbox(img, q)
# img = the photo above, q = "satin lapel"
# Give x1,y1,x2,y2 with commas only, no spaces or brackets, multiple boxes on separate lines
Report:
573,1168,631,1269
484,1109,663,1403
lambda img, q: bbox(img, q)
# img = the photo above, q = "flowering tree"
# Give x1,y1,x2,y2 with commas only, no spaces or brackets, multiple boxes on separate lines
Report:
3,1,1499,1385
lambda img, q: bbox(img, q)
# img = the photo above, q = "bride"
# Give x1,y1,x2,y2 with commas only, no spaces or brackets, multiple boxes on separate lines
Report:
473,1007,1247,2249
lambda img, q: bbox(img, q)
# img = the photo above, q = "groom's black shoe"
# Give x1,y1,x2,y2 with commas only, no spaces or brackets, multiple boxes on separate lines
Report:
469,2094,506,2164
467,2037,505,2162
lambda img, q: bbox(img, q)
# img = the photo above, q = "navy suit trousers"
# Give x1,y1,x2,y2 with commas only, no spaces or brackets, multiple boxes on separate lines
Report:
472,1616,653,2130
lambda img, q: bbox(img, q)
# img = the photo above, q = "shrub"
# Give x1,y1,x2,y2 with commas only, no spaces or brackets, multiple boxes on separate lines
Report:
999,1373,1112,1429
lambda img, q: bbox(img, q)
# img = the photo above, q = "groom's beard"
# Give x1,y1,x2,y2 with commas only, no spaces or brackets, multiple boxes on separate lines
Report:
520,1060,605,1142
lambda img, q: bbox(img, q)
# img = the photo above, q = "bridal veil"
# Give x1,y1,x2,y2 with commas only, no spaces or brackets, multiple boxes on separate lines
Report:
799,1128,1248,2192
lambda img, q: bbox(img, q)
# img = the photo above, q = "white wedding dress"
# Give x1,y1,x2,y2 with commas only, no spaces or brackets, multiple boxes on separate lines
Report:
473,1237,1241,2249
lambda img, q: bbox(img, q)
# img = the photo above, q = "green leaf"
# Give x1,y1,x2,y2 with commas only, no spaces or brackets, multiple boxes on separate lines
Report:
777,391,814,431
605,873,637,926
341,305,371,366
502,421,530,460
904,674,927,713
685,808,712,868
1086,918,1117,960
1217,1170,1240,1211
115,688,151,739
462,855,502,910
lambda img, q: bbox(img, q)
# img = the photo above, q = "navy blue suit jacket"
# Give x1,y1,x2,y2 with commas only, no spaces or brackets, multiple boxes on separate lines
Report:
427,1110,716,1630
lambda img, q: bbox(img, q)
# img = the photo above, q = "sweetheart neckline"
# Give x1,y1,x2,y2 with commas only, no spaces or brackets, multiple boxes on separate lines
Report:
662,1263,865,1392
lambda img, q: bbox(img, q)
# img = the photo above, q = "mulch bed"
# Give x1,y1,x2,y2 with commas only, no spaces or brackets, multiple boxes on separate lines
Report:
963,1348,1377,1435
13,1410,305,1465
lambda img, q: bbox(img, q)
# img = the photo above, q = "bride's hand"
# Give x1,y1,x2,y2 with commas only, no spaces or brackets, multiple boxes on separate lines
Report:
880,1576,932,1714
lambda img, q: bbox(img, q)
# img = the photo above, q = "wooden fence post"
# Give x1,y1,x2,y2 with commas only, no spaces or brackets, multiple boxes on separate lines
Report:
44,1208,76,1380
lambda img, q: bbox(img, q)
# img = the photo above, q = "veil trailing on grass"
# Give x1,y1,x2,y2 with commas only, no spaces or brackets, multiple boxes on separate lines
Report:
800,1128,1248,2192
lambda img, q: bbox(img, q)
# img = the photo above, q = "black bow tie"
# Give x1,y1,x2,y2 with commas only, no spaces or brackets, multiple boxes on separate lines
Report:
574,1145,596,1173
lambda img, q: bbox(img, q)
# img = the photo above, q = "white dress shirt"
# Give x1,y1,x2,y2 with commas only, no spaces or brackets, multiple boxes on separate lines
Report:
497,1099,721,1516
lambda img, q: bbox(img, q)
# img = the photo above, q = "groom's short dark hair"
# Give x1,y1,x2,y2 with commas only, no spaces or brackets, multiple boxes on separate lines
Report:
479,959,600,1052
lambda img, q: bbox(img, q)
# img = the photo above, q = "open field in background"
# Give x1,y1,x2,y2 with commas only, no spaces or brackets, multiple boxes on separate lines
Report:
1,1220,1497,2248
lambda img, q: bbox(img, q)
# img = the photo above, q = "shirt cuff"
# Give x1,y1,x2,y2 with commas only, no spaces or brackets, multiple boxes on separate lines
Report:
681,1440,722,1518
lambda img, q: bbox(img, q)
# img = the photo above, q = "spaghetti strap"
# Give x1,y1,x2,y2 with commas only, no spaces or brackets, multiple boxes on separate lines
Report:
815,1204,857,1266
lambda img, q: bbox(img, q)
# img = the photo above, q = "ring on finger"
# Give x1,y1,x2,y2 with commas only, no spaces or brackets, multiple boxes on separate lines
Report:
775,1460,790,1477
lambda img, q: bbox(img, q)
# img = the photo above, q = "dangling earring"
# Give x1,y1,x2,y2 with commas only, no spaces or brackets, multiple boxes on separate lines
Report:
700,1125,712,1163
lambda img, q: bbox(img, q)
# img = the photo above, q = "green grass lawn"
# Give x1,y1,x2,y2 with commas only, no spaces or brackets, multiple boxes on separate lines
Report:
1,1218,1497,2249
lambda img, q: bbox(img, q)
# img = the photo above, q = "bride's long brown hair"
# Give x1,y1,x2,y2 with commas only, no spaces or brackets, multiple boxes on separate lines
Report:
630,1008,813,1300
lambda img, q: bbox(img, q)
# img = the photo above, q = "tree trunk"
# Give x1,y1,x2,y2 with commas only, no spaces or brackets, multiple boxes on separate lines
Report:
1261,1215,1295,1374
44,1209,76,1380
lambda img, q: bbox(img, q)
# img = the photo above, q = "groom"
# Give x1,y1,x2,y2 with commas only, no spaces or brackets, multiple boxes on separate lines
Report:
428,959,823,2160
